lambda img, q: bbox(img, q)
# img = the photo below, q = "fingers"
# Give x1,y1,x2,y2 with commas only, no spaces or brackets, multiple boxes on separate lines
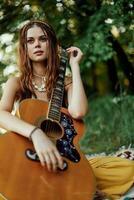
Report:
66,46,82,53
66,46,83,59
54,150,64,169
49,151,58,172
38,149,63,172
37,151,45,167
43,152,52,172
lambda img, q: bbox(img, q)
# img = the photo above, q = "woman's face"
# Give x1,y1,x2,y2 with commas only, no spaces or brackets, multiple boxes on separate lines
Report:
26,25,49,62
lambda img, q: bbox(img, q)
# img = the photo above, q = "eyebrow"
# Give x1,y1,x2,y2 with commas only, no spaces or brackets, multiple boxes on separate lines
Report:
27,35,47,38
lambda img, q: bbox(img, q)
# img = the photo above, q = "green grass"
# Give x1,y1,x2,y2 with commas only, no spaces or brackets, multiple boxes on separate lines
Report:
80,95,134,154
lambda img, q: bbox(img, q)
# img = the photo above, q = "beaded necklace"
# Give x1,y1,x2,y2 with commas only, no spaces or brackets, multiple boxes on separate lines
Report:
32,73,46,92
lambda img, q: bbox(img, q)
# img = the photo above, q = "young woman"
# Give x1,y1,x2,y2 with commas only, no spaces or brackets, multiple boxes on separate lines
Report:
0,20,88,173
0,20,133,199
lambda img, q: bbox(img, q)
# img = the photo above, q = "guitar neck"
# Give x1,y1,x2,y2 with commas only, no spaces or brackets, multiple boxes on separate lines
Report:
47,50,68,121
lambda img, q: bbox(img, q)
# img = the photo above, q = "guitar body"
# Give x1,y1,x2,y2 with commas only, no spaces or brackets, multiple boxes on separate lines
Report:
0,99,96,200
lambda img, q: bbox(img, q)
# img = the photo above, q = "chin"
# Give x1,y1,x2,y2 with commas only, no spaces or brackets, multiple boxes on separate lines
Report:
34,58,46,62
32,57,47,62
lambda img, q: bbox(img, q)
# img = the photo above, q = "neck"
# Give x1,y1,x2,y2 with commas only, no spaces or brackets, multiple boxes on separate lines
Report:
32,61,47,76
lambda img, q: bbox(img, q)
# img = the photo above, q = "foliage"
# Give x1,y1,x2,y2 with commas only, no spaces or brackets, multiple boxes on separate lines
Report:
0,0,134,66
80,95,134,154
0,0,134,95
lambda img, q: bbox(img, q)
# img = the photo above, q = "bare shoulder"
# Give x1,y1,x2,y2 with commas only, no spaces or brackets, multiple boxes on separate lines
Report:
4,77,20,92
5,76,20,90
0,76,21,112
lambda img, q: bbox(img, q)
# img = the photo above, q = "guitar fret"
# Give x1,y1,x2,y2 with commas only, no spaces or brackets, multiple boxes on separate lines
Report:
52,95,63,101
50,103,60,109
49,107,59,113
48,112,60,119
51,101,61,107
54,87,64,92
59,73,65,78
51,100,61,105
52,95,61,100
51,98,61,104
48,111,60,116
57,81,63,85
53,91,63,97
49,110,60,116
49,112,60,118
55,87,62,92
61,58,67,63
54,95,61,99
54,85,64,89
48,115,60,120
60,66,65,71
50,104,60,109
59,74,64,78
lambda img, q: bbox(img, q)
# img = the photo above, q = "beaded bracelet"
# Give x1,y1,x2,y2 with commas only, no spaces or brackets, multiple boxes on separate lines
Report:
29,127,40,141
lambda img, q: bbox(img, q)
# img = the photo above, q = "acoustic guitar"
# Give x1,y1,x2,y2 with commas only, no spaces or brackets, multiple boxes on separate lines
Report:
0,49,96,200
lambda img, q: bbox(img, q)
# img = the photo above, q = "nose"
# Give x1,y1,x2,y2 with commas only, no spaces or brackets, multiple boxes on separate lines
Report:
34,39,41,48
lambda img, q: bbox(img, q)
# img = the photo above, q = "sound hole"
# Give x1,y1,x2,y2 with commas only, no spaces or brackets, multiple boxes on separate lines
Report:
40,119,63,139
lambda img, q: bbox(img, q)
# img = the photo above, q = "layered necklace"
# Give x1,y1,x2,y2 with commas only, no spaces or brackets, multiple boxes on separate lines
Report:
32,73,46,92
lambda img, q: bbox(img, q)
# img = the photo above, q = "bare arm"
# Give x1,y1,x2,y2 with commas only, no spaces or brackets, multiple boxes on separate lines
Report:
66,47,88,119
0,77,63,172
0,77,35,136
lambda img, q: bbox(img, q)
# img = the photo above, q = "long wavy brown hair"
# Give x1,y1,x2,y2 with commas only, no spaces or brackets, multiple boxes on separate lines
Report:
17,20,59,101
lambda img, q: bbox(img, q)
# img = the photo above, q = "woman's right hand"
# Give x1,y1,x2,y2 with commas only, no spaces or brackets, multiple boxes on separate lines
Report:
31,128,64,172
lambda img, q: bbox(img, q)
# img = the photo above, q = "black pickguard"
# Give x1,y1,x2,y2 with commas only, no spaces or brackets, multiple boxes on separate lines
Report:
56,113,80,162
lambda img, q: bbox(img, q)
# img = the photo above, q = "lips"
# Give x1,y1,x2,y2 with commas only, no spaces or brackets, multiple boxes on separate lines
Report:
34,50,44,54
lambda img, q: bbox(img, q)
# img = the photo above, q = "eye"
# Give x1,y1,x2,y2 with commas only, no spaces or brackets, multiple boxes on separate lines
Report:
27,38,34,44
40,36,48,42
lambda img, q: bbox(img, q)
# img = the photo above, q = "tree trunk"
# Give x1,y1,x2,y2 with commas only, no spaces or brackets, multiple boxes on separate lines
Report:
107,58,120,95
110,37,134,93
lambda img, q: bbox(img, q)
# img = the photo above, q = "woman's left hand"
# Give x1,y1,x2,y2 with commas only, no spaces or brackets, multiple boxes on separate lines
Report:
66,46,83,66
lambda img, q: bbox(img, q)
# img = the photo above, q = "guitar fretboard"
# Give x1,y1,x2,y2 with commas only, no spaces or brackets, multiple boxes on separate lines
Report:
47,51,68,121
